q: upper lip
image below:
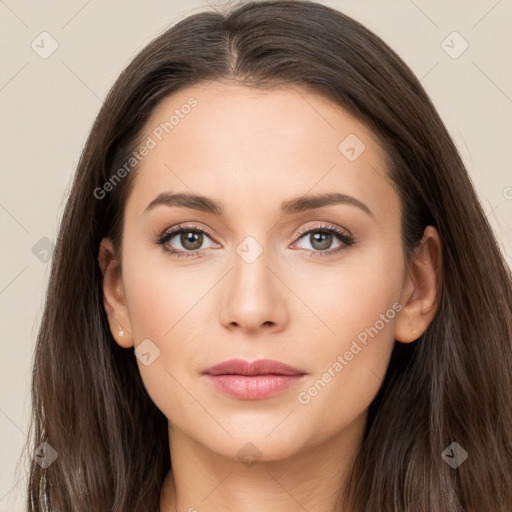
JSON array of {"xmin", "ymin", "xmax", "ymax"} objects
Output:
[{"xmin": 203, "ymin": 358, "xmax": 306, "ymax": 376}]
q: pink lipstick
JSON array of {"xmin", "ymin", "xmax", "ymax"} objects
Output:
[{"xmin": 202, "ymin": 358, "xmax": 306, "ymax": 400}]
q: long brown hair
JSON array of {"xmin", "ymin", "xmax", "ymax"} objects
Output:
[{"xmin": 23, "ymin": 1, "xmax": 512, "ymax": 510}]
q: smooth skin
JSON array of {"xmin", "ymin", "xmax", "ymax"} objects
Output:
[{"xmin": 98, "ymin": 81, "xmax": 442, "ymax": 512}]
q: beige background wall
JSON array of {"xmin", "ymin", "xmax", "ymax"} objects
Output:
[{"xmin": 1, "ymin": 1, "xmax": 511, "ymax": 510}]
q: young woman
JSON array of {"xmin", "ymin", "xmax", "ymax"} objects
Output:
[{"xmin": 24, "ymin": 1, "xmax": 512, "ymax": 510}]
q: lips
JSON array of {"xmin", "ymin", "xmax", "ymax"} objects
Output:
[
  {"xmin": 202, "ymin": 358, "xmax": 307, "ymax": 400},
  {"xmin": 203, "ymin": 358, "xmax": 306, "ymax": 376}
]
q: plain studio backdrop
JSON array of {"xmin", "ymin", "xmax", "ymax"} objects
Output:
[{"xmin": 0, "ymin": 1, "xmax": 511, "ymax": 510}]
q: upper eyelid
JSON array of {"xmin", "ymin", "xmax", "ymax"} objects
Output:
[
  {"xmin": 294, "ymin": 222, "xmax": 351, "ymax": 238},
  {"xmin": 161, "ymin": 223, "xmax": 216, "ymax": 240}
]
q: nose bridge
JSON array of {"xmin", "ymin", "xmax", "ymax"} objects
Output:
[{"xmin": 218, "ymin": 233, "xmax": 288, "ymax": 331}]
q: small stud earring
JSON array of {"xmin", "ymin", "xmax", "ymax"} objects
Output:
[{"xmin": 118, "ymin": 325, "xmax": 124, "ymax": 337}]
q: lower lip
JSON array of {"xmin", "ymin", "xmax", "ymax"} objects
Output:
[{"xmin": 204, "ymin": 374, "xmax": 305, "ymax": 400}]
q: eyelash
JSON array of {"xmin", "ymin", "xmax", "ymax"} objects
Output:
[{"xmin": 154, "ymin": 223, "xmax": 356, "ymax": 260}]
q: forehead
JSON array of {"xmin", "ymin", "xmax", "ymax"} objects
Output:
[{"xmin": 125, "ymin": 81, "xmax": 399, "ymax": 225}]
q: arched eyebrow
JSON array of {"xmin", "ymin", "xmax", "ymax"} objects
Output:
[
  {"xmin": 280, "ymin": 192, "xmax": 373, "ymax": 218},
  {"xmin": 144, "ymin": 191, "xmax": 374, "ymax": 219}
]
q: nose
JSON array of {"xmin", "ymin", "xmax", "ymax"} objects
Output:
[{"xmin": 218, "ymin": 247, "xmax": 289, "ymax": 334}]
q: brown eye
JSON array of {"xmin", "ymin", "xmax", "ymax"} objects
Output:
[
  {"xmin": 177, "ymin": 230, "xmax": 204, "ymax": 251},
  {"xmin": 156, "ymin": 224, "xmax": 218, "ymax": 259}
]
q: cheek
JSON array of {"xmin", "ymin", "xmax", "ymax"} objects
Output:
[
  {"xmin": 330, "ymin": 267, "xmax": 401, "ymax": 347},
  {"xmin": 291, "ymin": 250, "xmax": 403, "ymax": 437},
  {"xmin": 291, "ymin": 242, "xmax": 403, "ymax": 348},
  {"xmin": 121, "ymin": 251, "xmax": 209, "ymax": 423},
  {"xmin": 282, "ymin": 271, "xmax": 402, "ymax": 453},
  {"xmin": 122, "ymin": 246, "xmax": 212, "ymax": 341}
]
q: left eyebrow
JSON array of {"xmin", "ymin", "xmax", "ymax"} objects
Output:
[
  {"xmin": 143, "ymin": 191, "xmax": 374, "ymax": 219},
  {"xmin": 280, "ymin": 192, "xmax": 374, "ymax": 219}
]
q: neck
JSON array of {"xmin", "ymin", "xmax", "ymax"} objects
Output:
[{"xmin": 159, "ymin": 411, "xmax": 366, "ymax": 512}]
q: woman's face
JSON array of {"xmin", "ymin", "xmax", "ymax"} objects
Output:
[{"xmin": 105, "ymin": 81, "xmax": 418, "ymax": 462}]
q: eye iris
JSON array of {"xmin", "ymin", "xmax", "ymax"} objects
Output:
[
  {"xmin": 181, "ymin": 231, "xmax": 203, "ymax": 250},
  {"xmin": 311, "ymin": 232, "xmax": 332, "ymax": 250}
]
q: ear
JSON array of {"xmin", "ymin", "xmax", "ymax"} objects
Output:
[
  {"xmin": 98, "ymin": 237, "xmax": 133, "ymax": 348},
  {"xmin": 394, "ymin": 225, "xmax": 443, "ymax": 343}
]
